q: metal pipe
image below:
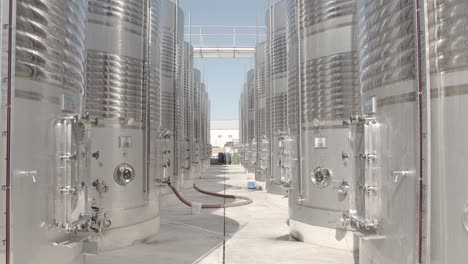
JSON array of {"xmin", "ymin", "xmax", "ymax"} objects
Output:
[
  {"xmin": 173, "ymin": 0, "xmax": 180, "ymax": 183},
  {"xmin": 419, "ymin": 1, "xmax": 432, "ymax": 262},
  {"xmin": 268, "ymin": 0, "xmax": 273, "ymax": 184},
  {"xmin": 414, "ymin": 0, "xmax": 425, "ymax": 263},
  {"xmin": 144, "ymin": 0, "xmax": 152, "ymax": 199},
  {"xmin": 169, "ymin": 184, "xmax": 253, "ymax": 208},
  {"xmin": 6, "ymin": 0, "xmax": 14, "ymax": 262},
  {"xmin": 295, "ymin": 0, "xmax": 303, "ymax": 200}
]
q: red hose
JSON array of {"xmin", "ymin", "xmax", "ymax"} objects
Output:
[{"xmin": 168, "ymin": 184, "xmax": 253, "ymax": 209}]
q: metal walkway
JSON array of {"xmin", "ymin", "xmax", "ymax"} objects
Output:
[{"xmin": 185, "ymin": 26, "xmax": 266, "ymax": 58}]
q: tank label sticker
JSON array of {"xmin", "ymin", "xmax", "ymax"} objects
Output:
[
  {"xmin": 119, "ymin": 136, "xmax": 133, "ymax": 149},
  {"xmin": 314, "ymin": 137, "xmax": 328, "ymax": 149}
]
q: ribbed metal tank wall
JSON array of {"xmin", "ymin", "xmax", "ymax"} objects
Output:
[
  {"xmin": 160, "ymin": 0, "xmax": 184, "ymax": 199},
  {"xmin": 255, "ymin": 43, "xmax": 267, "ymax": 182},
  {"xmin": 266, "ymin": 0, "xmax": 288, "ymax": 195},
  {"xmin": 426, "ymin": 1, "xmax": 468, "ymax": 262},
  {"xmin": 10, "ymin": 1, "xmax": 88, "ymax": 263},
  {"xmin": 200, "ymin": 83, "xmax": 207, "ymax": 167},
  {"xmin": 85, "ymin": 0, "xmax": 160, "ymax": 251},
  {"xmin": 173, "ymin": 7, "xmax": 185, "ymax": 187},
  {"xmin": 246, "ymin": 69, "xmax": 256, "ymax": 173},
  {"xmin": 239, "ymin": 90, "xmax": 246, "ymax": 166},
  {"xmin": 286, "ymin": 0, "xmax": 359, "ymax": 250},
  {"xmin": 192, "ymin": 68, "xmax": 202, "ymax": 173},
  {"xmin": 355, "ymin": 0, "xmax": 419, "ymax": 262},
  {"xmin": 200, "ymin": 84, "xmax": 211, "ymax": 169},
  {"xmin": 182, "ymin": 42, "xmax": 194, "ymax": 187},
  {"xmin": 240, "ymin": 79, "xmax": 250, "ymax": 167},
  {"xmin": 149, "ymin": 0, "xmax": 163, "ymax": 194}
]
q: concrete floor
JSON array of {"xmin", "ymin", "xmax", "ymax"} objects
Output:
[{"xmin": 87, "ymin": 165, "xmax": 356, "ymax": 264}]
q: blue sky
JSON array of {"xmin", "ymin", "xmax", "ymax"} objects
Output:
[{"xmin": 179, "ymin": 0, "xmax": 270, "ymax": 120}]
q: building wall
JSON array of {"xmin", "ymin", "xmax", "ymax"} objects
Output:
[{"xmin": 211, "ymin": 120, "xmax": 239, "ymax": 147}]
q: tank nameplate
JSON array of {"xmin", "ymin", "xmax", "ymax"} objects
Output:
[
  {"xmin": 314, "ymin": 137, "xmax": 328, "ymax": 149},
  {"xmin": 311, "ymin": 166, "xmax": 332, "ymax": 189},
  {"xmin": 119, "ymin": 136, "xmax": 133, "ymax": 149},
  {"xmin": 114, "ymin": 163, "xmax": 135, "ymax": 186}
]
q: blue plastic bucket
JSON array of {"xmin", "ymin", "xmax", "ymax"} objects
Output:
[{"xmin": 248, "ymin": 181, "xmax": 256, "ymax": 189}]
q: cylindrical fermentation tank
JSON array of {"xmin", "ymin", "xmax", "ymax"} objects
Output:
[
  {"xmin": 85, "ymin": 0, "xmax": 160, "ymax": 251},
  {"xmin": 192, "ymin": 68, "xmax": 203, "ymax": 174},
  {"xmin": 159, "ymin": 0, "xmax": 184, "ymax": 205},
  {"xmin": 7, "ymin": 0, "xmax": 89, "ymax": 263},
  {"xmin": 240, "ymin": 83, "xmax": 248, "ymax": 166},
  {"xmin": 425, "ymin": 1, "xmax": 468, "ymax": 262},
  {"xmin": 239, "ymin": 90, "xmax": 247, "ymax": 166},
  {"xmin": 255, "ymin": 43, "xmax": 267, "ymax": 182},
  {"xmin": 353, "ymin": 0, "xmax": 419, "ymax": 262},
  {"xmin": 200, "ymin": 83, "xmax": 207, "ymax": 168},
  {"xmin": 173, "ymin": 6, "xmax": 186, "ymax": 190},
  {"xmin": 266, "ymin": 0, "xmax": 288, "ymax": 195},
  {"xmin": 182, "ymin": 42, "xmax": 194, "ymax": 187},
  {"xmin": 246, "ymin": 69, "xmax": 256, "ymax": 173},
  {"xmin": 200, "ymin": 84, "xmax": 211, "ymax": 169},
  {"xmin": 356, "ymin": 1, "xmax": 468, "ymax": 263},
  {"xmin": 286, "ymin": 0, "xmax": 359, "ymax": 250}
]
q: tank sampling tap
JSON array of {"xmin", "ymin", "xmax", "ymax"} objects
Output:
[{"xmin": 392, "ymin": 170, "xmax": 415, "ymax": 183}]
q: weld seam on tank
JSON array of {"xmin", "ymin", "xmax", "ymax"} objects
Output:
[{"xmin": 169, "ymin": 184, "xmax": 253, "ymax": 209}]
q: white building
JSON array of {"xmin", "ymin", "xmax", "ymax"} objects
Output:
[{"xmin": 211, "ymin": 120, "xmax": 239, "ymax": 148}]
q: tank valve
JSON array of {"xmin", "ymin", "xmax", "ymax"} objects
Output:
[
  {"xmin": 92, "ymin": 151, "xmax": 100, "ymax": 160},
  {"xmin": 392, "ymin": 170, "xmax": 414, "ymax": 183},
  {"xmin": 342, "ymin": 152, "xmax": 350, "ymax": 160},
  {"xmin": 337, "ymin": 181, "xmax": 349, "ymax": 196},
  {"xmin": 90, "ymin": 207, "xmax": 112, "ymax": 234},
  {"xmin": 339, "ymin": 212, "xmax": 351, "ymax": 227},
  {"xmin": 163, "ymin": 158, "xmax": 171, "ymax": 168},
  {"xmin": 92, "ymin": 180, "xmax": 109, "ymax": 194},
  {"xmin": 359, "ymin": 152, "xmax": 377, "ymax": 161},
  {"xmin": 156, "ymin": 177, "xmax": 171, "ymax": 186},
  {"xmin": 364, "ymin": 185, "xmax": 378, "ymax": 193},
  {"xmin": 297, "ymin": 195, "xmax": 306, "ymax": 204}
]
